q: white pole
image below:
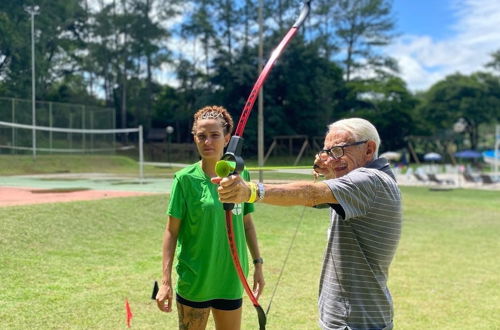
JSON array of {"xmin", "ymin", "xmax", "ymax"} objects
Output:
[
  {"xmin": 11, "ymin": 99, "xmax": 15, "ymax": 152},
  {"xmin": 257, "ymin": 0, "xmax": 264, "ymax": 182},
  {"xmin": 49, "ymin": 102, "xmax": 53, "ymax": 152},
  {"xmin": 90, "ymin": 111, "xmax": 94, "ymax": 150},
  {"xmin": 25, "ymin": 6, "xmax": 39, "ymax": 159},
  {"xmin": 139, "ymin": 125, "xmax": 144, "ymax": 181},
  {"xmin": 31, "ymin": 10, "xmax": 35, "ymax": 159},
  {"xmin": 495, "ymin": 125, "xmax": 499, "ymax": 181},
  {"xmin": 82, "ymin": 105, "xmax": 86, "ymax": 151}
]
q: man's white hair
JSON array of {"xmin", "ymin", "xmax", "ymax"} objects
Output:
[{"xmin": 328, "ymin": 118, "xmax": 380, "ymax": 158}]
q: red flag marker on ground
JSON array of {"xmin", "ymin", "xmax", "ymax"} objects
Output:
[{"xmin": 125, "ymin": 299, "xmax": 133, "ymax": 328}]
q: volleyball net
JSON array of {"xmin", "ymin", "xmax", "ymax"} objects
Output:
[{"xmin": 0, "ymin": 121, "xmax": 144, "ymax": 178}]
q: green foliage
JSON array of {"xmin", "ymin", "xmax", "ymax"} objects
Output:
[
  {"xmin": 417, "ymin": 72, "xmax": 500, "ymax": 149},
  {"xmin": 332, "ymin": 0, "xmax": 398, "ymax": 81},
  {"xmin": 1, "ymin": 0, "xmax": 499, "ymax": 159},
  {"xmin": 345, "ymin": 76, "xmax": 419, "ymax": 151},
  {"xmin": 211, "ymin": 34, "xmax": 347, "ymax": 154},
  {"xmin": 485, "ymin": 49, "xmax": 500, "ymax": 72}
]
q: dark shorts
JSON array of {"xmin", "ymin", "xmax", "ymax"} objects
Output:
[{"xmin": 176, "ymin": 293, "xmax": 242, "ymax": 311}]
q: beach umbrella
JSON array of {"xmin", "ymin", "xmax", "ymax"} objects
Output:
[
  {"xmin": 483, "ymin": 150, "xmax": 500, "ymax": 165},
  {"xmin": 454, "ymin": 150, "xmax": 482, "ymax": 159},
  {"xmin": 380, "ymin": 151, "xmax": 402, "ymax": 161},
  {"xmin": 423, "ymin": 152, "xmax": 442, "ymax": 161}
]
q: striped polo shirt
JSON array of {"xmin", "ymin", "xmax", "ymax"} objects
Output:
[{"xmin": 319, "ymin": 158, "xmax": 402, "ymax": 330}]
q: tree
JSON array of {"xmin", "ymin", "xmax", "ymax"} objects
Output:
[
  {"xmin": 211, "ymin": 33, "xmax": 346, "ymax": 155},
  {"xmin": 181, "ymin": 0, "xmax": 216, "ymax": 76},
  {"xmin": 311, "ymin": 0, "xmax": 340, "ymax": 59},
  {"xmin": 485, "ymin": 49, "xmax": 500, "ymax": 73},
  {"xmin": 342, "ymin": 76, "xmax": 418, "ymax": 151},
  {"xmin": 126, "ymin": 0, "xmax": 179, "ymax": 130},
  {"xmin": 331, "ymin": 0, "xmax": 398, "ymax": 81},
  {"xmin": 418, "ymin": 72, "xmax": 500, "ymax": 150},
  {"xmin": 0, "ymin": 0, "xmax": 87, "ymax": 99}
]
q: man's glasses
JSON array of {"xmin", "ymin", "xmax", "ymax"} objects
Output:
[{"xmin": 317, "ymin": 140, "xmax": 368, "ymax": 159}]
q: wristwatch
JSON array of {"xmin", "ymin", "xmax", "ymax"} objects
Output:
[
  {"xmin": 257, "ymin": 182, "xmax": 265, "ymax": 201},
  {"xmin": 253, "ymin": 257, "xmax": 264, "ymax": 265}
]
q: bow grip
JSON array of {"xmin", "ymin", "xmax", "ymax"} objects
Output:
[{"xmin": 220, "ymin": 136, "xmax": 245, "ymax": 211}]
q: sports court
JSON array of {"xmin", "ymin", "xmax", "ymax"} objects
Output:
[{"xmin": 0, "ymin": 173, "xmax": 172, "ymax": 207}]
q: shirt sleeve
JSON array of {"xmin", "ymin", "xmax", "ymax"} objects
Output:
[
  {"xmin": 167, "ymin": 174, "xmax": 186, "ymax": 220},
  {"xmin": 324, "ymin": 169, "xmax": 376, "ymax": 221}
]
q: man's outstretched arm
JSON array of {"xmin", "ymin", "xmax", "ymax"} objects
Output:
[{"xmin": 213, "ymin": 175, "xmax": 338, "ymax": 207}]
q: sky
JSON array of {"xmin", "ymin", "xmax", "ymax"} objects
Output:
[{"xmin": 388, "ymin": 0, "xmax": 500, "ymax": 92}]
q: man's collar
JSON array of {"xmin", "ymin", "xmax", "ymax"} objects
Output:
[{"xmin": 365, "ymin": 157, "xmax": 395, "ymax": 180}]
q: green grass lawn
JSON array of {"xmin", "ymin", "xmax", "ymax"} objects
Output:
[
  {"xmin": 0, "ymin": 155, "xmax": 315, "ymax": 180},
  {"xmin": 1, "ymin": 187, "xmax": 499, "ymax": 329},
  {"xmin": 0, "ymin": 155, "xmax": 180, "ymax": 177}
]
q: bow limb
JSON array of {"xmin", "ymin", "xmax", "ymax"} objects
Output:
[
  {"xmin": 220, "ymin": 2, "xmax": 312, "ymax": 329},
  {"xmin": 225, "ymin": 211, "xmax": 267, "ymax": 329}
]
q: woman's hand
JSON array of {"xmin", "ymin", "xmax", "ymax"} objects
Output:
[
  {"xmin": 156, "ymin": 280, "xmax": 173, "ymax": 312},
  {"xmin": 253, "ymin": 265, "xmax": 265, "ymax": 300}
]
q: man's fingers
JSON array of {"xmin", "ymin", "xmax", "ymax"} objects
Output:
[
  {"xmin": 219, "ymin": 174, "xmax": 240, "ymax": 187},
  {"xmin": 211, "ymin": 177, "xmax": 222, "ymax": 185},
  {"xmin": 218, "ymin": 189, "xmax": 239, "ymax": 202}
]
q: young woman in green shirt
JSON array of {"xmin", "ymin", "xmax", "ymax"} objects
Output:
[{"xmin": 155, "ymin": 106, "xmax": 265, "ymax": 330}]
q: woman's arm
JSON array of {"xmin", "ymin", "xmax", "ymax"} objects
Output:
[
  {"xmin": 156, "ymin": 216, "xmax": 181, "ymax": 312},
  {"xmin": 243, "ymin": 213, "xmax": 265, "ymax": 299}
]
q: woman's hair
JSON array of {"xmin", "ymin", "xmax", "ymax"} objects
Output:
[
  {"xmin": 328, "ymin": 118, "xmax": 380, "ymax": 157},
  {"xmin": 192, "ymin": 105, "xmax": 234, "ymax": 136}
]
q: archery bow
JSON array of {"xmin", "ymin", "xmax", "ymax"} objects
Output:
[{"xmin": 215, "ymin": 2, "xmax": 312, "ymax": 329}]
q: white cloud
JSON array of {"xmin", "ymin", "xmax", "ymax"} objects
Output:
[{"xmin": 388, "ymin": 0, "xmax": 500, "ymax": 92}]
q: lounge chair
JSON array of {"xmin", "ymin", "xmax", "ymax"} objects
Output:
[
  {"xmin": 463, "ymin": 172, "xmax": 481, "ymax": 183},
  {"xmin": 413, "ymin": 173, "xmax": 428, "ymax": 183},
  {"xmin": 427, "ymin": 173, "xmax": 455, "ymax": 185},
  {"xmin": 480, "ymin": 174, "xmax": 499, "ymax": 184}
]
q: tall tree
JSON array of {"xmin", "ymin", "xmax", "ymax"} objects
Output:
[
  {"xmin": 311, "ymin": 0, "xmax": 339, "ymax": 59},
  {"xmin": 213, "ymin": 0, "xmax": 238, "ymax": 62},
  {"xmin": 181, "ymin": 0, "xmax": 216, "ymax": 76},
  {"xmin": 126, "ymin": 0, "xmax": 178, "ymax": 130},
  {"xmin": 331, "ymin": 0, "xmax": 397, "ymax": 81},
  {"xmin": 240, "ymin": 0, "xmax": 258, "ymax": 50}
]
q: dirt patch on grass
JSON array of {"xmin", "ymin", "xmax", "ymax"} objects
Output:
[{"xmin": 0, "ymin": 187, "xmax": 155, "ymax": 207}]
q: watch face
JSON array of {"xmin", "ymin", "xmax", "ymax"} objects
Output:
[{"xmin": 253, "ymin": 258, "xmax": 264, "ymax": 264}]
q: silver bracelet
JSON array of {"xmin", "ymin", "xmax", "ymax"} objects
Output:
[{"xmin": 257, "ymin": 182, "xmax": 265, "ymax": 201}]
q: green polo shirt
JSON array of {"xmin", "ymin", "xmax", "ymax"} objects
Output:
[{"xmin": 167, "ymin": 162, "xmax": 254, "ymax": 301}]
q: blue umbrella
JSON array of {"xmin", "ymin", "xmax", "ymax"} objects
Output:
[
  {"xmin": 483, "ymin": 150, "xmax": 500, "ymax": 165},
  {"xmin": 424, "ymin": 152, "xmax": 442, "ymax": 161},
  {"xmin": 454, "ymin": 150, "xmax": 482, "ymax": 159}
]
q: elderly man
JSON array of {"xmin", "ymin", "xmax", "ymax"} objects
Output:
[{"xmin": 214, "ymin": 118, "xmax": 402, "ymax": 330}]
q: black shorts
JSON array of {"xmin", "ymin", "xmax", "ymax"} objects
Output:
[{"xmin": 176, "ymin": 293, "xmax": 242, "ymax": 311}]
